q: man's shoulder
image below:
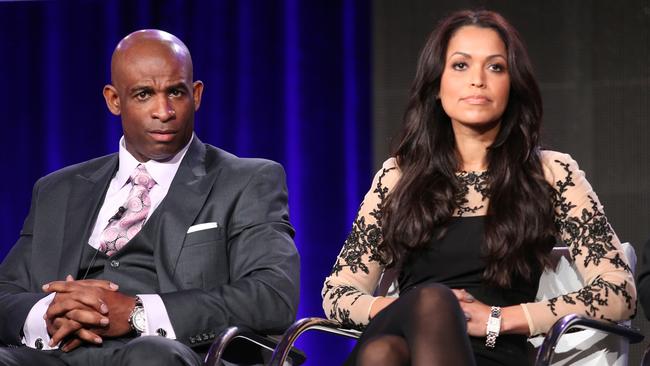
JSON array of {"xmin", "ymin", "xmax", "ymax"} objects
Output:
[
  {"xmin": 203, "ymin": 144, "xmax": 284, "ymax": 175},
  {"xmin": 37, "ymin": 154, "xmax": 117, "ymax": 186}
]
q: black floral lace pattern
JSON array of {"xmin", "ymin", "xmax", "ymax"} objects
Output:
[
  {"xmin": 324, "ymin": 154, "xmax": 635, "ymax": 333},
  {"xmin": 455, "ymin": 171, "xmax": 489, "ymax": 216},
  {"xmin": 546, "ymin": 159, "xmax": 634, "ymax": 317},
  {"xmin": 331, "ymin": 167, "xmax": 394, "ymax": 276},
  {"xmin": 324, "ymin": 167, "xmax": 395, "ymax": 328},
  {"xmin": 547, "ymin": 276, "xmax": 634, "ymax": 319},
  {"xmin": 323, "ymin": 283, "xmax": 366, "ymax": 330}
]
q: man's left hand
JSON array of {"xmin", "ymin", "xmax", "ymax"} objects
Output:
[{"xmin": 43, "ymin": 277, "xmax": 137, "ymax": 339}]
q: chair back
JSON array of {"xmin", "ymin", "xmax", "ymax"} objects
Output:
[{"xmin": 529, "ymin": 242, "xmax": 636, "ymax": 366}]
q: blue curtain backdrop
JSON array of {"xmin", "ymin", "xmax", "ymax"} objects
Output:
[{"xmin": 0, "ymin": 0, "xmax": 371, "ymax": 364}]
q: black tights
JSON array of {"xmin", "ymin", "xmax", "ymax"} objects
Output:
[{"xmin": 346, "ymin": 283, "xmax": 476, "ymax": 366}]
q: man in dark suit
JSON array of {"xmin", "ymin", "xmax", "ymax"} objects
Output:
[{"xmin": 0, "ymin": 29, "xmax": 299, "ymax": 365}]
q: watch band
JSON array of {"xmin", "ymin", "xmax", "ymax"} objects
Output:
[
  {"xmin": 485, "ymin": 306, "xmax": 501, "ymax": 349},
  {"xmin": 128, "ymin": 296, "xmax": 146, "ymax": 334}
]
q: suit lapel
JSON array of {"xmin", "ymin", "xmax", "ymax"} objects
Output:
[
  {"xmin": 57, "ymin": 157, "xmax": 117, "ymax": 279},
  {"xmin": 152, "ymin": 137, "xmax": 220, "ymax": 292}
]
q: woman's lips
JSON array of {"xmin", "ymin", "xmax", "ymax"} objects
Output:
[{"xmin": 461, "ymin": 95, "xmax": 491, "ymax": 105}]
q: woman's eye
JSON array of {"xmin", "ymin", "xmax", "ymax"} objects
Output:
[
  {"xmin": 488, "ymin": 63, "xmax": 505, "ymax": 72},
  {"xmin": 452, "ymin": 62, "xmax": 468, "ymax": 70}
]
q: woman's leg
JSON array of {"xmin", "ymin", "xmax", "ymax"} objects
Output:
[
  {"xmin": 349, "ymin": 283, "xmax": 476, "ymax": 366},
  {"xmin": 357, "ymin": 335, "xmax": 409, "ymax": 366}
]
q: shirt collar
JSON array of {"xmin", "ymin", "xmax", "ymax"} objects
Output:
[{"xmin": 116, "ymin": 134, "xmax": 194, "ymax": 189}]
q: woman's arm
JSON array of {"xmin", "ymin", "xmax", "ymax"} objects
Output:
[
  {"xmin": 322, "ymin": 159, "xmax": 400, "ymax": 330},
  {"xmin": 519, "ymin": 151, "xmax": 636, "ymax": 336}
]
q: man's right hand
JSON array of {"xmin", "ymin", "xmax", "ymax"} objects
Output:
[{"xmin": 43, "ymin": 276, "xmax": 118, "ymax": 351}]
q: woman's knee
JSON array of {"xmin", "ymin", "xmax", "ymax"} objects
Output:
[
  {"xmin": 401, "ymin": 283, "xmax": 466, "ymax": 321},
  {"xmin": 357, "ymin": 335, "xmax": 409, "ymax": 366}
]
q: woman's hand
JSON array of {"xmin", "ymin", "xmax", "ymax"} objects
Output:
[
  {"xmin": 451, "ymin": 289, "xmax": 491, "ymax": 337},
  {"xmin": 451, "ymin": 289, "xmax": 531, "ymax": 336}
]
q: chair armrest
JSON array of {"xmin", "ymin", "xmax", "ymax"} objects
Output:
[
  {"xmin": 643, "ymin": 342, "xmax": 650, "ymax": 366},
  {"xmin": 268, "ymin": 317, "xmax": 362, "ymax": 366},
  {"xmin": 205, "ymin": 326, "xmax": 246, "ymax": 366},
  {"xmin": 204, "ymin": 326, "xmax": 306, "ymax": 366},
  {"xmin": 534, "ymin": 314, "xmax": 644, "ymax": 366}
]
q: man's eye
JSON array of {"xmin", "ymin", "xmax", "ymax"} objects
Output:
[
  {"xmin": 452, "ymin": 62, "xmax": 468, "ymax": 70},
  {"xmin": 136, "ymin": 91, "xmax": 150, "ymax": 100},
  {"xmin": 169, "ymin": 90, "xmax": 183, "ymax": 97}
]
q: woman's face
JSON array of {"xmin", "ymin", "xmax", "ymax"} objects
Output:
[{"xmin": 439, "ymin": 25, "xmax": 510, "ymax": 131}]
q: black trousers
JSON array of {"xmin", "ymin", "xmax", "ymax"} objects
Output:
[{"xmin": 0, "ymin": 337, "xmax": 203, "ymax": 366}]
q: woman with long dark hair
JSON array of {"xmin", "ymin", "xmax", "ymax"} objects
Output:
[{"xmin": 322, "ymin": 9, "xmax": 636, "ymax": 366}]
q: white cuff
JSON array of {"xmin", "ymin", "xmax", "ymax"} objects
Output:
[
  {"xmin": 137, "ymin": 294, "xmax": 177, "ymax": 339},
  {"xmin": 22, "ymin": 293, "xmax": 56, "ymax": 350}
]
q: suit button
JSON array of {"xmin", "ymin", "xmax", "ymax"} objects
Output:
[
  {"xmin": 110, "ymin": 260, "xmax": 120, "ymax": 268},
  {"xmin": 156, "ymin": 328, "xmax": 167, "ymax": 337},
  {"xmin": 35, "ymin": 338, "xmax": 43, "ymax": 350}
]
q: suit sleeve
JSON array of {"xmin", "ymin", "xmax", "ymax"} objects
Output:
[
  {"xmin": 159, "ymin": 161, "xmax": 299, "ymax": 345},
  {"xmin": 0, "ymin": 181, "xmax": 50, "ymax": 345}
]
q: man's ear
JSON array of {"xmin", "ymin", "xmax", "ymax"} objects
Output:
[
  {"xmin": 192, "ymin": 80, "xmax": 204, "ymax": 111},
  {"xmin": 103, "ymin": 85, "xmax": 121, "ymax": 115}
]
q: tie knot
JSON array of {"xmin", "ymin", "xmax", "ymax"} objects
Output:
[{"xmin": 130, "ymin": 165, "xmax": 155, "ymax": 190}]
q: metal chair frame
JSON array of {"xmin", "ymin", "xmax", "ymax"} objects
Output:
[
  {"xmin": 204, "ymin": 326, "xmax": 306, "ymax": 366},
  {"xmin": 265, "ymin": 314, "xmax": 643, "ymax": 366},
  {"xmin": 203, "ymin": 244, "xmax": 644, "ymax": 365}
]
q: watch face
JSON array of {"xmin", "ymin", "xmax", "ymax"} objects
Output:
[
  {"xmin": 487, "ymin": 317, "xmax": 501, "ymax": 333},
  {"xmin": 133, "ymin": 307, "xmax": 147, "ymax": 332}
]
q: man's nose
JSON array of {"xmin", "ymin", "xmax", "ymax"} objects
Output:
[{"xmin": 151, "ymin": 96, "xmax": 176, "ymax": 121}]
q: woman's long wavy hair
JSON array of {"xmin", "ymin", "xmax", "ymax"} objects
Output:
[{"xmin": 381, "ymin": 10, "xmax": 557, "ymax": 288}]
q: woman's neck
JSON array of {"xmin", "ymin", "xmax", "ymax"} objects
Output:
[{"xmin": 452, "ymin": 120, "xmax": 500, "ymax": 171}]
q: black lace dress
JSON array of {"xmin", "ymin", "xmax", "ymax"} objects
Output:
[
  {"xmin": 323, "ymin": 153, "xmax": 635, "ymax": 365},
  {"xmin": 398, "ymin": 215, "xmax": 540, "ymax": 365}
]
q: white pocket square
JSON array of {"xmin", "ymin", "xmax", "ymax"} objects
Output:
[{"xmin": 187, "ymin": 222, "xmax": 218, "ymax": 233}]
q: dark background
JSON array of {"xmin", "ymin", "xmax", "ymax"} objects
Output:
[
  {"xmin": 0, "ymin": 0, "xmax": 648, "ymax": 365},
  {"xmin": 0, "ymin": 0, "xmax": 371, "ymax": 364},
  {"xmin": 373, "ymin": 1, "xmax": 650, "ymax": 364}
]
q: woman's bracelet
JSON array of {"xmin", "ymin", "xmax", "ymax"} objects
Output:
[{"xmin": 485, "ymin": 306, "xmax": 502, "ymax": 348}]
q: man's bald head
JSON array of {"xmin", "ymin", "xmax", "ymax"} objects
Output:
[
  {"xmin": 110, "ymin": 29, "xmax": 193, "ymax": 87},
  {"xmin": 103, "ymin": 29, "xmax": 204, "ymax": 162}
]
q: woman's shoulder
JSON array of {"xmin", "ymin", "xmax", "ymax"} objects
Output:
[
  {"xmin": 380, "ymin": 157, "xmax": 399, "ymax": 170},
  {"xmin": 373, "ymin": 157, "xmax": 402, "ymax": 184},
  {"xmin": 540, "ymin": 150, "xmax": 581, "ymax": 180},
  {"xmin": 361, "ymin": 158, "xmax": 402, "ymax": 201}
]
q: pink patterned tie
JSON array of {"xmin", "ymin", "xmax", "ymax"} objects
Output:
[{"xmin": 99, "ymin": 164, "xmax": 156, "ymax": 256}]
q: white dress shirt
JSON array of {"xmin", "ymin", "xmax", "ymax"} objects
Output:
[{"xmin": 22, "ymin": 135, "xmax": 194, "ymax": 349}]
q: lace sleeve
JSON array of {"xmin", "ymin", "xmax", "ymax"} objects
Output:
[
  {"xmin": 520, "ymin": 151, "xmax": 637, "ymax": 335},
  {"xmin": 321, "ymin": 158, "xmax": 400, "ymax": 330}
]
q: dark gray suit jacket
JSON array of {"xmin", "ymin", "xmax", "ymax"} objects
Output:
[{"xmin": 0, "ymin": 137, "xmax": 300, "ymax": 348}]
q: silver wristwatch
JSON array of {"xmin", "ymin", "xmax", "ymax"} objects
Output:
[
  {"xmin": 128, "ymin": 296, "xmax": 147, "ymax": 335},
  {"xmin": 485, "ymin": 306, "xmax": 501, "ymax": 349}
]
